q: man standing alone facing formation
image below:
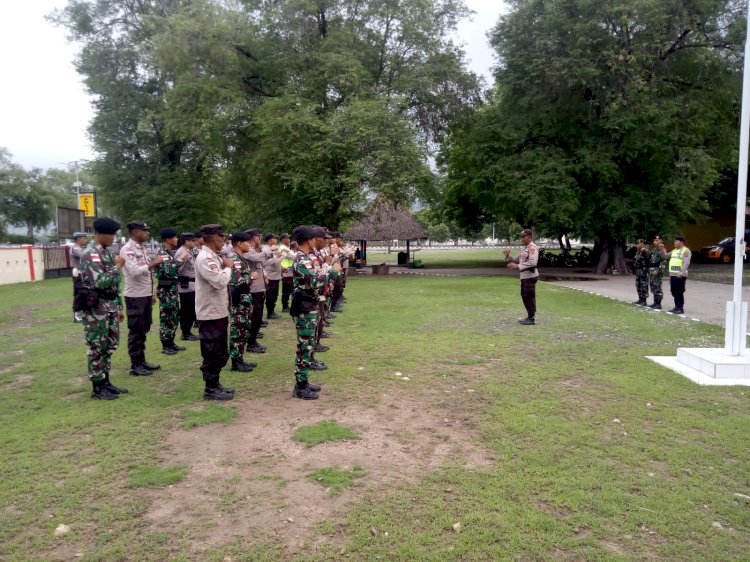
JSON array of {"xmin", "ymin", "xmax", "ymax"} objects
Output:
[
  {"xmin": 504, "ymin": 228, "xmax": 540, "ymax": 325},
  {"xmin": 120, "ymin": 221, "xmax": 164, "ymax": 376},
  {"xmin": 658, "ymin": 236, "xmax": 691, "ymax": 315},
  {"xmin": 195, "ymin": 224, "xmax": 235, "ymax": 400}
]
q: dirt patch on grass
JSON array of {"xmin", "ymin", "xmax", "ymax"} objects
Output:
[
  {"xmin": 0, "ymin": 374, "xmax": 33, "ymax": 392},
  {"xmin": 145, "ymin": 382, "xmax": 496, "ymax": 556}
]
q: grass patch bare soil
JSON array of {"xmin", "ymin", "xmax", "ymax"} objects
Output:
[{"xmin": 0, "ymin": 276, "xmax": 748, "ymax": 561}]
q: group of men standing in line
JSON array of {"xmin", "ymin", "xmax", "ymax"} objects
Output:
[
  {"xmin": 72, "ymin": 217, "xmax": 354, "ymax": 401},
  {"xmin": 633, "ymin": 235, "xmax": 692, "ymax": 314}
]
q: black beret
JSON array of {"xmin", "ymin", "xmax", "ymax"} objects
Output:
[
  {"xmin": 330, "ymin": 231, "xmax": 343, "ymax": 238},
  {"xmin": 193, "ymin": 230, "xmax": 204, "ymax": 239},
  {"xmin": 263, "ymin": 233, "xmax": 276, "ymax": 243},
  {"xmin": 245, "ymin": 228, "xmax": 262, "ymax": 238},
  {"xmin": 180, "ymin": 232, "xmax": 195, "ymax": 241},
  {"xmin": 93, "ymin": 217, "xmax": 121, "ymax": 234},
  {"xmin": 127, "ymin": 220, "xmax": 150, "ymax": 231},
  {"xmin": 72, "ymin": 232, "xmax": 88, "ymax": 239},
  {"xmin": 293, "ymin": 225, "xmax": 317, "ymax": 243},
  {"xmin": 160, "ymin": 227, "xmax": 178, "ymax": 240},
  {"xmin": 200, "ymin": 224, "xmax": 225, "ymax": 236},
  {"xmin": 280, "ymin": 233, "xmax": 291, "ymax": 239},
  {"xmin": 675, "ymin": 236, "xmax": 686, "ymax": 242},
  {"xmin": 230, "ymin": 232, "xmax": 251, "ymax": 243},
  {"xmin": 521, "ymin": 228, "xmax": 533, "ymax": 237},
  {"xmin": 313, "ymin": 226, "xmax": 332, "ymax": 239}
]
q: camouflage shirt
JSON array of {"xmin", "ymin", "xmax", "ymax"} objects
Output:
[
  {"xmin": 634, "ymin": 248, "xmax": 649, "ymax": 270},
  {"xmin": 80, "ymin": 241, "xmax": 122, "ymax": 311},
  {"xmin": 229, "ymin": 251, "xmax": 252, "ymax": 288},
  {"xmin": 293, "ymin": 249, "xmax": 338, "ymax": 297},
  {"xmin": 154, "ymin": 245, "xmax": 180, "ymax": 281}
]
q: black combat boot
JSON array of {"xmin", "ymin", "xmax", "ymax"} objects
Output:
[
  {"xmin": 518, "ymin": 317, "xmax": 536, "ymax": 325},
  {"xmin": 141, "ymin": 357, "xmax": 161, "ymax": 370},
  {"xmin": 231, "ymin": 358, "xmax": 254, "ymax": 372},
  {"xmin": 240, "ymin": 356, "xmax": 257, "ymax": 369},
  {"xmin": 204, "ymin": 386, "xmax": 234, "ymax": 401},
  {"xmin": 320, "ymin": 331, "xmax": 330, "ymax": 339},
  {"xmin": 91, "ymin": 379, "xmax": 119, "ymax": 400},
  {"xmin": 162, "ymin": 345, "xmax": 178, "ymax": 355},
  {"xmin": 256, "ymin": 332, "xmax": 264, "ymax": 339},
  {"xmin": 648, "ymin": 300, "xmax": 662, "ymax": 310},
  {"xmin": 668, "ymin": 307, "xmax": 684, "ymax": 314},
  {"xmin": 104, "ymin": 375, "xmax": 128, "ymax": 394},
  {"xmin": 282, "ymin": 306, "xmax": 290, "ymax": 313},
  {"xmin": 314, "ymin": 343, "xmax": 329, "ymax": 353},
  {"xmin": 293, "ymin": 381, "xmax": 319, "ymax": 400},
  {"xmin": 267, "ymin": 312, "xmax": 280, "ymax": 320},
  {"xmin": 260, "ymin": 320, "xmax": 268, "ymax": 328},
  {"xmin": 332, "ymin": 304, "xmax": 343, "ymax": 313},
  {"xmin": 218, "ymin": 383, "xmax": 235, "ymax": 394},
  {"xmin": 248, "ymin": 343, "xmax": 267, "ymax": 353},
  {"xmin": 328, "ymin": 313, "xmax": 337, "ymax": 319},
  {"xmin": 310, "ymin": 360, "xmax": 328, "ymax": 371},
  {"xmin": 170, "ymin": 342, "xmax": 186, "ymax": 351},
  {"xmin": 307, "ymin": 382, "xmax": 321, "ymax": 392},
  {"xmin": 632, "ymin": 299, "xmax": 647, "ymax": 306},
  {"xmin": 181, "ymin": 333, "xmax": 200, "ymax": 341},
  {"xmin": 130, "ymin": 363, "xmax": 152, "ymax": 376}
]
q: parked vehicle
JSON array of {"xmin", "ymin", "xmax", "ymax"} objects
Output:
[{"xmin": 699, "ymin": 237, "xmax": 746, "ymax": 263}]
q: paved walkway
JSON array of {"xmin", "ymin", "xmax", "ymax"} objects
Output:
[{"xmin": 552, "ymin": 276, "xmax": 750, "ymax": 327}]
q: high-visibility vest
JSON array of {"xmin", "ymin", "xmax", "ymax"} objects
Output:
[{"xmin": 669, "ymin": 247, "xmax": 688, "ymax": 274}]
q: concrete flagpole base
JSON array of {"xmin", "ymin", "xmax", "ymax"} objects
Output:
[{"xmin": 648, "ymin": 348, "xmax": 750, "ymax": 387}]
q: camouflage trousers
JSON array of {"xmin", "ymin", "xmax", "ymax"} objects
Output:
[
  {"xmin": 649, "ymin": 268, "xmax": 663, "ymax": 301},
  {"xmin": 157, "ymin": 285, "xmax": 180, "ymax": 345},
  {"xmin": 294, "ymin": 312, "xmax": 319, "ymax": 384},
  {"xmin": 636, "ymin": 270, "xmax": 649, "ymax": 300},
  {"xmin": 83, "ymin": 307, "xmax": 120, "ymax": 382},
  {"xmin": 229, "ymin": 302, "xmax": 251, "ymax": 359}
]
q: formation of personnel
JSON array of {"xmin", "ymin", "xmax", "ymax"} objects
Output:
[
  {"xmin": 632, "ymin": 235, "xmax": 691, "ymax": 314},
  {"xmin": 74, "ymin": 218, "xmax": 355, "ymax": 401}
]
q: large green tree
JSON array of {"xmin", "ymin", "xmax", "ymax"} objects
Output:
[
  {"xmin": 0, "ymin": 149, "xmax": 61, "ymax": 240},
  {"xmin": 441, "ymin": 0, "xmax": 744, "ymax": 272},
  {"xmin": 54, "ymin": 0, "xmax": 480, "ymax": 231}
]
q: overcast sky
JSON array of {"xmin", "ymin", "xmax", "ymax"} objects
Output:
[{"xmin": 0, "ymin": 0, "xmax": 507, "ymax": 170}]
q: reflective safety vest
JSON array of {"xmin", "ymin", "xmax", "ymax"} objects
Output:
[{"xmin": 669, "ymin": 247, "xmax": 689, "ymax": 274}]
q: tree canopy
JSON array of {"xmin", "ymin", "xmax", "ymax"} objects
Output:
[
  {"xmin": 440, "ymin": 0, "xmax": 745, "ymax": 270},
  {"xmin": 53, "ymin": 0, "xmax": 481, "ymax": 231}
]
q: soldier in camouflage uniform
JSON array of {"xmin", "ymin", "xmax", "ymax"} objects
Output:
[
  {"xmin": 648, "ymin": 235, "xmax": 664, "ymax": 309},
  {"xmin": 632, "ymin": 239, "xmax": 650, "ymax": 306},
  {"xmin": 154, "ymin": 228, "xmax": 186, "ymax": 355},
  {"xmin": 228, "ymin": 232, "xmax": 256, "ymax": 372},
  {"xmin": 77, "ymin": 217, "xmax": 128, "ymax": 400},
  {"xmin": 290, "ymin": 226, "xmax": 341, "ymax": 400}
]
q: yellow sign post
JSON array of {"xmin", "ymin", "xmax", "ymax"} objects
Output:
[{"xmin": 78, "ymin": 193, "xmax": 96, "ymax": 218}]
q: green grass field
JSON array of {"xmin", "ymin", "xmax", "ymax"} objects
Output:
[{"xmin": 0, "ymin": 276, "xmax": 748, "ymax": 561}]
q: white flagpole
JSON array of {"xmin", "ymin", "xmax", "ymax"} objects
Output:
[{"xmin": 725, "ymin": 0, "xmax": 750, "ymax": 355}]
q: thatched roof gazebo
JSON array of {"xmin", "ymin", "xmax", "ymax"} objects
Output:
[{"xmin": 345, "ymin": 201, "xmax": 426, "ymax": 269}]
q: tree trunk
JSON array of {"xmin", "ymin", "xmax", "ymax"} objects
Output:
[
  {"xmin": 557, "ymin": 235, "xmax": 565, "ymax": 251},
  {"xmin": 387, "ymin": 241, "xmax": 391, "ymax": 254},
  {"xmin": 26, "ymin": 219, "xmax": 34, "ymax": 240},
  {"xmin": 595, "ymin": 238, "xmax": 630, "ymax": 274},
  {"xmin": 564, "ymin": 234, "xmax": 572, "ymax": 250}
]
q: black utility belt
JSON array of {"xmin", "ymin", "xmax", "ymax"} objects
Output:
[
  {"xmin": 157, "ymin": 279, "xmax": 178, "ymax": 288},
  {"xmin": 521, "ymin": 267, "xmax": 537, "ymax": 274},
  {"xmin": 96, "ymin": 289, "xmax": 119, "ymax": 301}
]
